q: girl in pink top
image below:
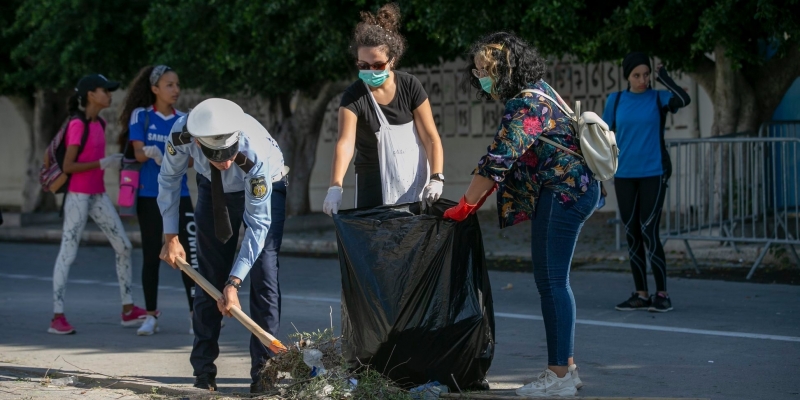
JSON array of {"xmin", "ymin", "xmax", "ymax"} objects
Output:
[{"xmin": 49, "ymin": 74, "xmax": 147, "ymax": 335}]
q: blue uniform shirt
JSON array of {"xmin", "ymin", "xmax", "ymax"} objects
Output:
[
  {"xmin": 158, "ymin": 113, "xmax": 285, "ymax": 280},
  {"xmin": 128, "ymin": 106, "xmax": 190, "ymax": 197},
  {"xmin": 602, "ymin": 89, "xmax": 673, "ymax": 178}
]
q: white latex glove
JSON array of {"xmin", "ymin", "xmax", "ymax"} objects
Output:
[
  {"xmin": 323, "ymin": 186, "xmax": 343, "ymax": 216},
  {"xmin": 421, "ymin": 180, "xmax": 443, "ymax": 210},
  {"xmin": 142, "ymin": 145, "xmax": 163, "ymax": 165},
  {"xmin": 99, "ymin": 153, "xmax": 123, "ymax": 170}
]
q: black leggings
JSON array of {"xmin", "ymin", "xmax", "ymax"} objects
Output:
[
  {"xmin": 614, "ymin": 176, "xmax": 668, "ymax": 293},
  {"xmin": 137, "ymin": 196, "xmax": 196, "ymax": 312}
]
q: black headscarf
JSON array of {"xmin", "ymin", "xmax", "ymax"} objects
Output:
[{"xmin": 622, "ymin": 52, "xmax": 651, "ymax": 79}]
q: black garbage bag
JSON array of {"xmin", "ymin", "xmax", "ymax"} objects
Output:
[{"xmin": 333, "ymin": 199, "xmax": 495, "ymax": 390}]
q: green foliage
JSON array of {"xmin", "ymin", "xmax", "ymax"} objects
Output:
[
  {"xmin": 144, "ymin": 0, "xmax": 369, "ymax": 97},
  {"xmin": 2, "ymin": 0, "xmax": 150, "ymax": 93},
  {"xmin": 0, "ymin": 0, "xmax": 27, "ymax": 96},
  {"xmin": 260, "ymin": 327, "xmax": 413, "ymax": 400},
  {"xmin": 3, "ymin": 0, "xmax": 797, "ymax": 98},
  {"xmin": 404, "ymin": 0, "xmax": 800, "ymax": 71}
]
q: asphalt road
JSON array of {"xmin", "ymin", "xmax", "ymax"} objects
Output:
[{"xmin": 0, "ymin": 242, "xmax": 798, "ymax": 399}]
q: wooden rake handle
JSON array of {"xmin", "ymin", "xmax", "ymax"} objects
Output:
[{"xmin": 175, "ymin": 256, "xmax": 287, "ymax": 354}]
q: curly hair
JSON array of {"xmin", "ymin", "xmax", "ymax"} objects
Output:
[
  {"xmin": 465, "ymin": 32, "xmax": 547, "ymax": 102},
  {"xmin": 351, "ymin": 3, "xmax": 406, "ymax": 66},
  {"xmin": 117, "ymin": 66, "xmax": 157, "ymax": 151}
]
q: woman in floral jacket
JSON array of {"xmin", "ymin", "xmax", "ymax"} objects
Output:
[{"xmin": 444, "ymin": 32, "xmax": 600, "ymax": 397}]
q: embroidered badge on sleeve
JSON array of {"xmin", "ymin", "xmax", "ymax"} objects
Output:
[{"xmin": 250, "ymin": 176, "xmax": 267, "ymax": 199}]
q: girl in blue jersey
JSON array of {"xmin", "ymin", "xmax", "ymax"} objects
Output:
[
  {"xmin": 119, "ymin": 65, "xmax": 196, "ymax": 335},
  {"xmin": 602, "ymin": 52, "xmax": 691, "ymax": 313}
]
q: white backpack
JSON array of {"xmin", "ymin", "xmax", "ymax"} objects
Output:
[{"xmin": 520, "ymin": 89, "xmax": 618, "ymax": 181}]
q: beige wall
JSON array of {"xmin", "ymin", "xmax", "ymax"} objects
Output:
[
  {"xmin": 0, "ymin": 97, "xmax": 30, "ymax": 207},
  {"xmin": 0, "ymin": 57, "xmax": 711, "ymax": 211},
  {"xmin": 308, "ymin": 58, "xmax": 707, "ymax": 212}
]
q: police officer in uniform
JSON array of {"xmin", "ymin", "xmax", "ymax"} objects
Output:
[{"xmin": 158, "ymin": 98, "xmax": 287, "ymax": 393}]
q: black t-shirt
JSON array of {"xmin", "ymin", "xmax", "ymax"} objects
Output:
[{"xmin": 340, "ymin": 71, "xmax": 428, "ymax": 173}]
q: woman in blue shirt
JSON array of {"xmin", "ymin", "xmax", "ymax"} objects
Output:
[
  {"xmin": 118, "ymin": 65, "xmax": 196, "ymax": 335},
  {"xmin": 602, "ymin": 52, "xmax": 691, "ymax": 313}
]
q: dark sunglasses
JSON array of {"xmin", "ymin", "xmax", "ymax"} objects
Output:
[{"xmin": 356, "ymin": 58, "xmax": 392, "ymax": 70}]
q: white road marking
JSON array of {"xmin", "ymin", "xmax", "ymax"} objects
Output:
[
  {"xmin": 4, "ymin": 273, "xmax": 798, "ymax": 342},
  {"xmin": 493, "ymin": 312, "xmax": 800, "ymax": 342}
]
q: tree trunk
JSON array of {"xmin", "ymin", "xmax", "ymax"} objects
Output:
[
  {"xmin": 687, "ymin": 42, "xmax": 800, "ymax": 226},
  {"xmin": 751, "ymin": 45, "xmax": 800, "ymax": 126},
  {"xmin": 13, "ymin": 89, "xmax": 70, "ymax": 213},
  {"xmin": 690, "ymin": 43, "xmax": 800, "ymax": 138},
  {"xmin": 271, "ymin": 81, "xmax": 348, "ymax": 216}
]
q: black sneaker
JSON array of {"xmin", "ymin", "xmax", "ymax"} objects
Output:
[
  {"xmin": 250, "ymin": 381, "xmax": 265, "ymax": 394},
  {"xmin": 194, "ymin": 373, "xmax": 217, "ymax": 391},
  {"xmin": 648, "ymin": 293, "xmax": 673, "ymax": 313},
  {"xmin": 615, "ymin": 293, "xmax": 651, "ymax": 311}
]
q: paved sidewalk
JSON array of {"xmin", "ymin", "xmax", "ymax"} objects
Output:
[{"xmin": 0, "ymin": 209, "xmax": 786, "ymax": 268}]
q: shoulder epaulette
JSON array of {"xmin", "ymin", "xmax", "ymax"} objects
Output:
[
  {"xmin": 171, "ymin": 123, "xmax": 193, "ymax": 146},
  {"xmin": 234, "ymin": 153, "xmax": 255, "ymax": 174}
]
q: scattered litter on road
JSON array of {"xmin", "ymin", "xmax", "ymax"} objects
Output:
[
  {"xmin": 410, "ymin": 381, "xmax": 449, "ymax": 399},
  {"xmin": 303, "ymin": 348, "xmax": 327, "ymax": 377},
  {"xmin": 49, "ymin": 375, "xmax": 77, "ymax": 386},
  {"xmin": 501, "ymin": 283, "xmax": 513, "ymax": 290},
  {"xmin": 260, "ymin": 328, "xmax": 414, "ymax": 399}
]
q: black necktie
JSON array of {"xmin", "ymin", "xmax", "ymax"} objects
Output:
[{"xmin": 210, "ymin": 167, "xmax": 233, "ymax": 243}]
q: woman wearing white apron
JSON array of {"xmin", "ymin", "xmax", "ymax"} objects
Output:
[{"xmin": 323, "ymin": 3, "xmax": 444, "ymax": 215}]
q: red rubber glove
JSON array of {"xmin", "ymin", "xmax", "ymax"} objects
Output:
[{"xmin": 443, "ymin": 196, "xmax": 479, "ymax": 221}]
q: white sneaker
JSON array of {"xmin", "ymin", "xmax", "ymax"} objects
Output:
[
  {"xmin": 136, "ymin": 315, "xmax": 159, "ymax": 336},
  {"xmin": 515, "ymin": 369, "xmax": 577, "ymax": 397},
  {"xmin": 569, "ymin": 364, "xmax": 582, "ymax": 389}
]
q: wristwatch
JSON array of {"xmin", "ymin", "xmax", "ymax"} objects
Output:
[
  {"xmin": 430, "ymin": 173, "xmax": 445, "ymax": 182},
  {"xmin": 225, "ymin": 278, "xmax": 241, "ymax": 291}
]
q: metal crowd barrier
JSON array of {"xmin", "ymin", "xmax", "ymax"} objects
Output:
[
  {"xmin": 661, "ymin": 136, "xmax": 800, "ymax": 278},
  {"xmin": 759, "ymin": 120, "xmax": 800, "ymax": 138}
]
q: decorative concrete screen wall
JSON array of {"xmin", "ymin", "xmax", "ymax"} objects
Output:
[{"xmin": 308, "ymin": 58, "xmax": 699, "ymax": 212}]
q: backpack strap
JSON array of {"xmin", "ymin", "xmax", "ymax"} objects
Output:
[
  {"xmin": 59, "ymin": 116, "xmax": 85, "ymax": 218},
  {"xmin": 656, "ymin": 91, "xmax": 667, "ymax": 127},
  {"xmin": 537, "ymin": 136, "xmax": 583, "ymax": 159},
  {"xmin": 122, "ymin": 111, "xmax": 149, "ymax": 160},
  {"xmin": 519, "ymin": 89, "xmax": 576, "ymax": 120},
  {"xmin": 517, "ymin": 89, "xmax": 584, "ymax": 159},
  {"xmin": 75, "ymin": 115, "xmax": 92, "ymax": 156},
  {"xmin": 610, "ymin": 91, "xmax": 623, "ymax": 131}
]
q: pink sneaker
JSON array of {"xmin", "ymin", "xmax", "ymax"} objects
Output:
[
  {"xmin": 48, "ymin": 316, "xmax": 76, "ymax": 335},
  {"xmin": 121, "ymin": 306, "xmax": 159, "ymax": 327}
]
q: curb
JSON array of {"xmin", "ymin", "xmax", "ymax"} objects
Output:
[
  {"xmin": 0, "ymin": 365, "xmax": 710, "ymax": 400},
  {"xmin": 0, "ymin": 226, "xmax": 340, "ymax": 253},
  {"xmin": 0, "ymin": 226, "xmax": 779, "ymax": 267},
  {"xmin": 0, "ymin": 226, "xmax": 613, "ymax": 263},
  {"xmin": 0, "ymin": 364, "xmax": 225, "ymax": 398}
]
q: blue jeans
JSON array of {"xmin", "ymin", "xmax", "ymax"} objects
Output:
[{"xmin": 531, "ymin": 181, "xmax": 599, "ymax": 366}]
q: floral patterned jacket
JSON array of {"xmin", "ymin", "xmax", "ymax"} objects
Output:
[{"xmin": 474, "ymin": 80, "xmax": 594, "ymax": 228}]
